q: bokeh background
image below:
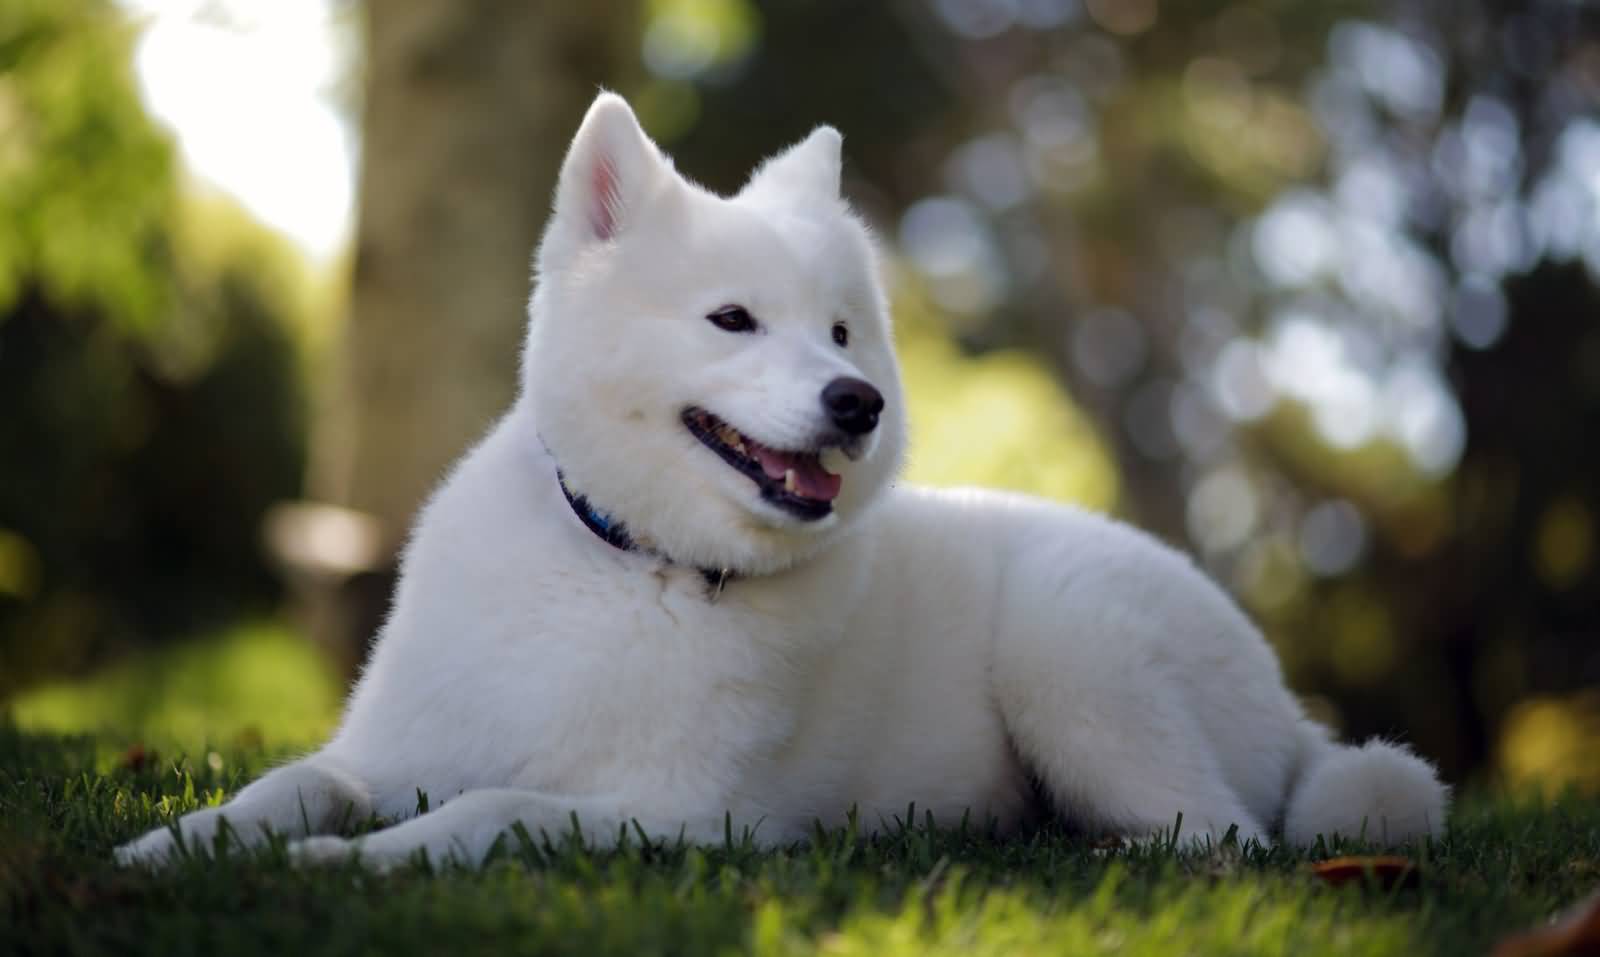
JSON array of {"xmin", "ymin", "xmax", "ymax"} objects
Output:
[{"xmin": 2, "ymin": 0, "xmax": 1597, "ymax": 793}]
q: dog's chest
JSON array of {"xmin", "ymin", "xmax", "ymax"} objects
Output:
[{"xmin": 515, "ymin": 565, "xmax": 837, "ymax": 790}]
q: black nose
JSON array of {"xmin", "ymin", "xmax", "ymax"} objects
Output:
[{"xmin": 821, "ymin": 377, "xmax": 884, "ymax": 435}]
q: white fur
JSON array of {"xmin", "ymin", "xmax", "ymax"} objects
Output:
[{"xmin": 116, "ymin": 93, "xmax": 1448, "ymax": 870}]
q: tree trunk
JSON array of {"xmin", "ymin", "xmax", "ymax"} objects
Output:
[{"xmin": 299, "ymin": 1, "xmax": 639, "ymax": 675}]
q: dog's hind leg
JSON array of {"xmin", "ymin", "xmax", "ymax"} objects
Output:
[
  {"xmin": 287, "ymin": 788, "xmax": 729, "ymax": 870},
  {"xmin": 988, "ymin": 569, "xmax": 1274, "ymax": 848},
  {"xmin": 115, "ymin": 754, "xmax": 373, "ymax": 867},
  {"xmin": 996, "ymin": 664, "xmax": 1269, "ymax": 848}
]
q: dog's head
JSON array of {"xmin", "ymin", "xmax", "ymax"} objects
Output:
[{"xmin": 522, "ymin": 93, "xmax": 906, "ymax": 576}]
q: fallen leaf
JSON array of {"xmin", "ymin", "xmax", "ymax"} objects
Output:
[
  {"xmin": 1310, "ymin": 855, "xmax": 1419, "ymax": 889},
  {"xmin": 1491, "ymin": 890, "xmax": 1600, "ymax": 957},
  {"xmin": 114, "ymin": 744, "xmax": 153, "ymax": 773}
]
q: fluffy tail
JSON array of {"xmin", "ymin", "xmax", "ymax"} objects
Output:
[{"xmin": 1282, "ymin": 722, "xmax": 1450, "ymax": 847}]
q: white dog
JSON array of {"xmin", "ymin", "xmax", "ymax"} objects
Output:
[{"xmin": 117, "ymin": 93, "xmax": 1447, "ymax": 870}]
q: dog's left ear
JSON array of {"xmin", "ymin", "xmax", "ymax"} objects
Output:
[
  {"xmin": 548, "ymin": 93, "xmax": 671, "ymax": 250},
  {"xmin": 741, "ymin": 126, "xmax": 843, "ymax": 204}
]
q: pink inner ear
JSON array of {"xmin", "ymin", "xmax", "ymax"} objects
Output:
[{"xmin": 590, "ymin": 153, "xmax": 621, "ymax": 240}]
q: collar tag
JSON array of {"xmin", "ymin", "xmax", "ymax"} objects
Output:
[{"xmin": 705, "ymin": 568, "xmax": 731, "ymax": 602}]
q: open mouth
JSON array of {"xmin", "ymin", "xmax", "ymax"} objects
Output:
[{"xmin": 682, "ymin": 408, "xmax": 841, "ymax": 521}]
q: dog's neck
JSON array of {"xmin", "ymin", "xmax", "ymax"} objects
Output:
[{"xmin": 554, "ymin": 468, "xmax": 735, "ymax": 601}]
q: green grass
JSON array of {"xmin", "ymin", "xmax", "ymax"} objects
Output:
[
  {"xmin": 2, "ymin": 629, "xmax": 1598, "ymax": 955},
  {"xmin": 2, "ymin": 727, "xmax": 1597, "ymax": 956}
]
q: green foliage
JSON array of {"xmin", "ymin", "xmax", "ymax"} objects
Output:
[
  {"xmin": 0, "ymin": 0, "xmax": 313, "ymax": 695},
  {"xmin": 900, "ymin": 325, "xmax": 1119, "ymax": 511},
  {"xmin": 7, "ymin": 623, "xmax": 342, "ymax": 753},
  {"xmin": 0, "ymin": 0, "xmax": 175, "ymax": 331},
  {"xmin": 1, "ymin": 724, "xmax": 1597, "ymax": 956},
  {"xmin": 0, "ymin": 264, "xmax": 307, "ymax": 694}
]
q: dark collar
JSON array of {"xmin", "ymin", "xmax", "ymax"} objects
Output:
[{"xmin": 556, "ymin": 469, "xmax": 734, "ymax": 599}]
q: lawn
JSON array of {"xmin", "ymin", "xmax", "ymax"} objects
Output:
[{"xmin": 3, "ymin": 627, "xmax": 1598, "ymax": 956}]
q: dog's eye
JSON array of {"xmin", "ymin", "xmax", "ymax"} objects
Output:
[
  {"xmin": 832, "ymin": 322, "xmax": 849, "ymax": 348},
  {"xmin": 707, "ymin": 306, "xmax": 758, "ymax": 333}
]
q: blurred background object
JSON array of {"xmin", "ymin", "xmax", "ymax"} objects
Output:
[{"xmin": 1, "ymin": 0, "xmax": 1597, "ymax": 791}]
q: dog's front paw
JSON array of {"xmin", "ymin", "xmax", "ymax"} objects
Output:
[
  {"xmin": 286, "ymin": 835, "xmax": 357, "ymax": 868},
  {"xmin": 113, "ymin": 807, "xmax": 246, "ymax": 867},
  {"xmin": 114, "ymin": 828, "xmax": 186, "ymax": 869}
]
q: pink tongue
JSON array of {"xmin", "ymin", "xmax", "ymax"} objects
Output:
[{"xmin": 751, "ymin": 446, "xmax": 842, "ymax": 502}]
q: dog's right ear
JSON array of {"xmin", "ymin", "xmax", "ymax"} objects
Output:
[
  {"xmin": 549, "ymin": 93, "xmax": 668, "ymax": 249},
  {"xmin": 740, "ymin": 126, "xmax": 842, "ymax": 208}
]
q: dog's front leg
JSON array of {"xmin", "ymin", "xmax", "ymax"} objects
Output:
[
  {"xmin": 287, "ymin": 788, "xmax": 728, "ymax": 870},
  {"xmin": 115, "ymin": 755, "xmax": 373, "ymax": 867}
]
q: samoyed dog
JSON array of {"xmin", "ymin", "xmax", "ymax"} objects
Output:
[{"xmin": 117, "ymin": 93, "xmax": 1446, "ymax": 869}]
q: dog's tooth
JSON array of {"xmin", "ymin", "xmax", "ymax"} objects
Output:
[
  {"xmin": 783, "ymin": 469, "xmax": 797, "ymax": 493},
  {"xmin": 733, "ymin": 439, "xmax": 746, "ymax": 454}
]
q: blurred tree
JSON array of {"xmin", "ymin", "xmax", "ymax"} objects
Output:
[
  {"xmin": 871, "ymin": 0, "xmax": 1600, "ymax": 783},
  {"xmin": 1213, "ymin": 0, "xmax": 1600, "ymax": 782},
  {"xmin": 0, "ymin": 0, "xmax": 309, "ymax": 696},
  {"xmin": 651, "ymin": 0, "xmax": 955, "ymax": 205},
  {"xmin": 302, "ymin": 1, "xmax": 642, "ymax": 672}
]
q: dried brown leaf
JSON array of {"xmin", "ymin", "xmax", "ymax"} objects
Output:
[
  {"xmin": 1491, "ymin": 891, "xmax": 1600, "ymax": 957},
  {"xmin": 114, "ymin": 744, "xmax": 153, "ymax": 773},
  {"xmin": 1310, "ymin": 855, "xmax": 1420, "ymax": 889}
]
